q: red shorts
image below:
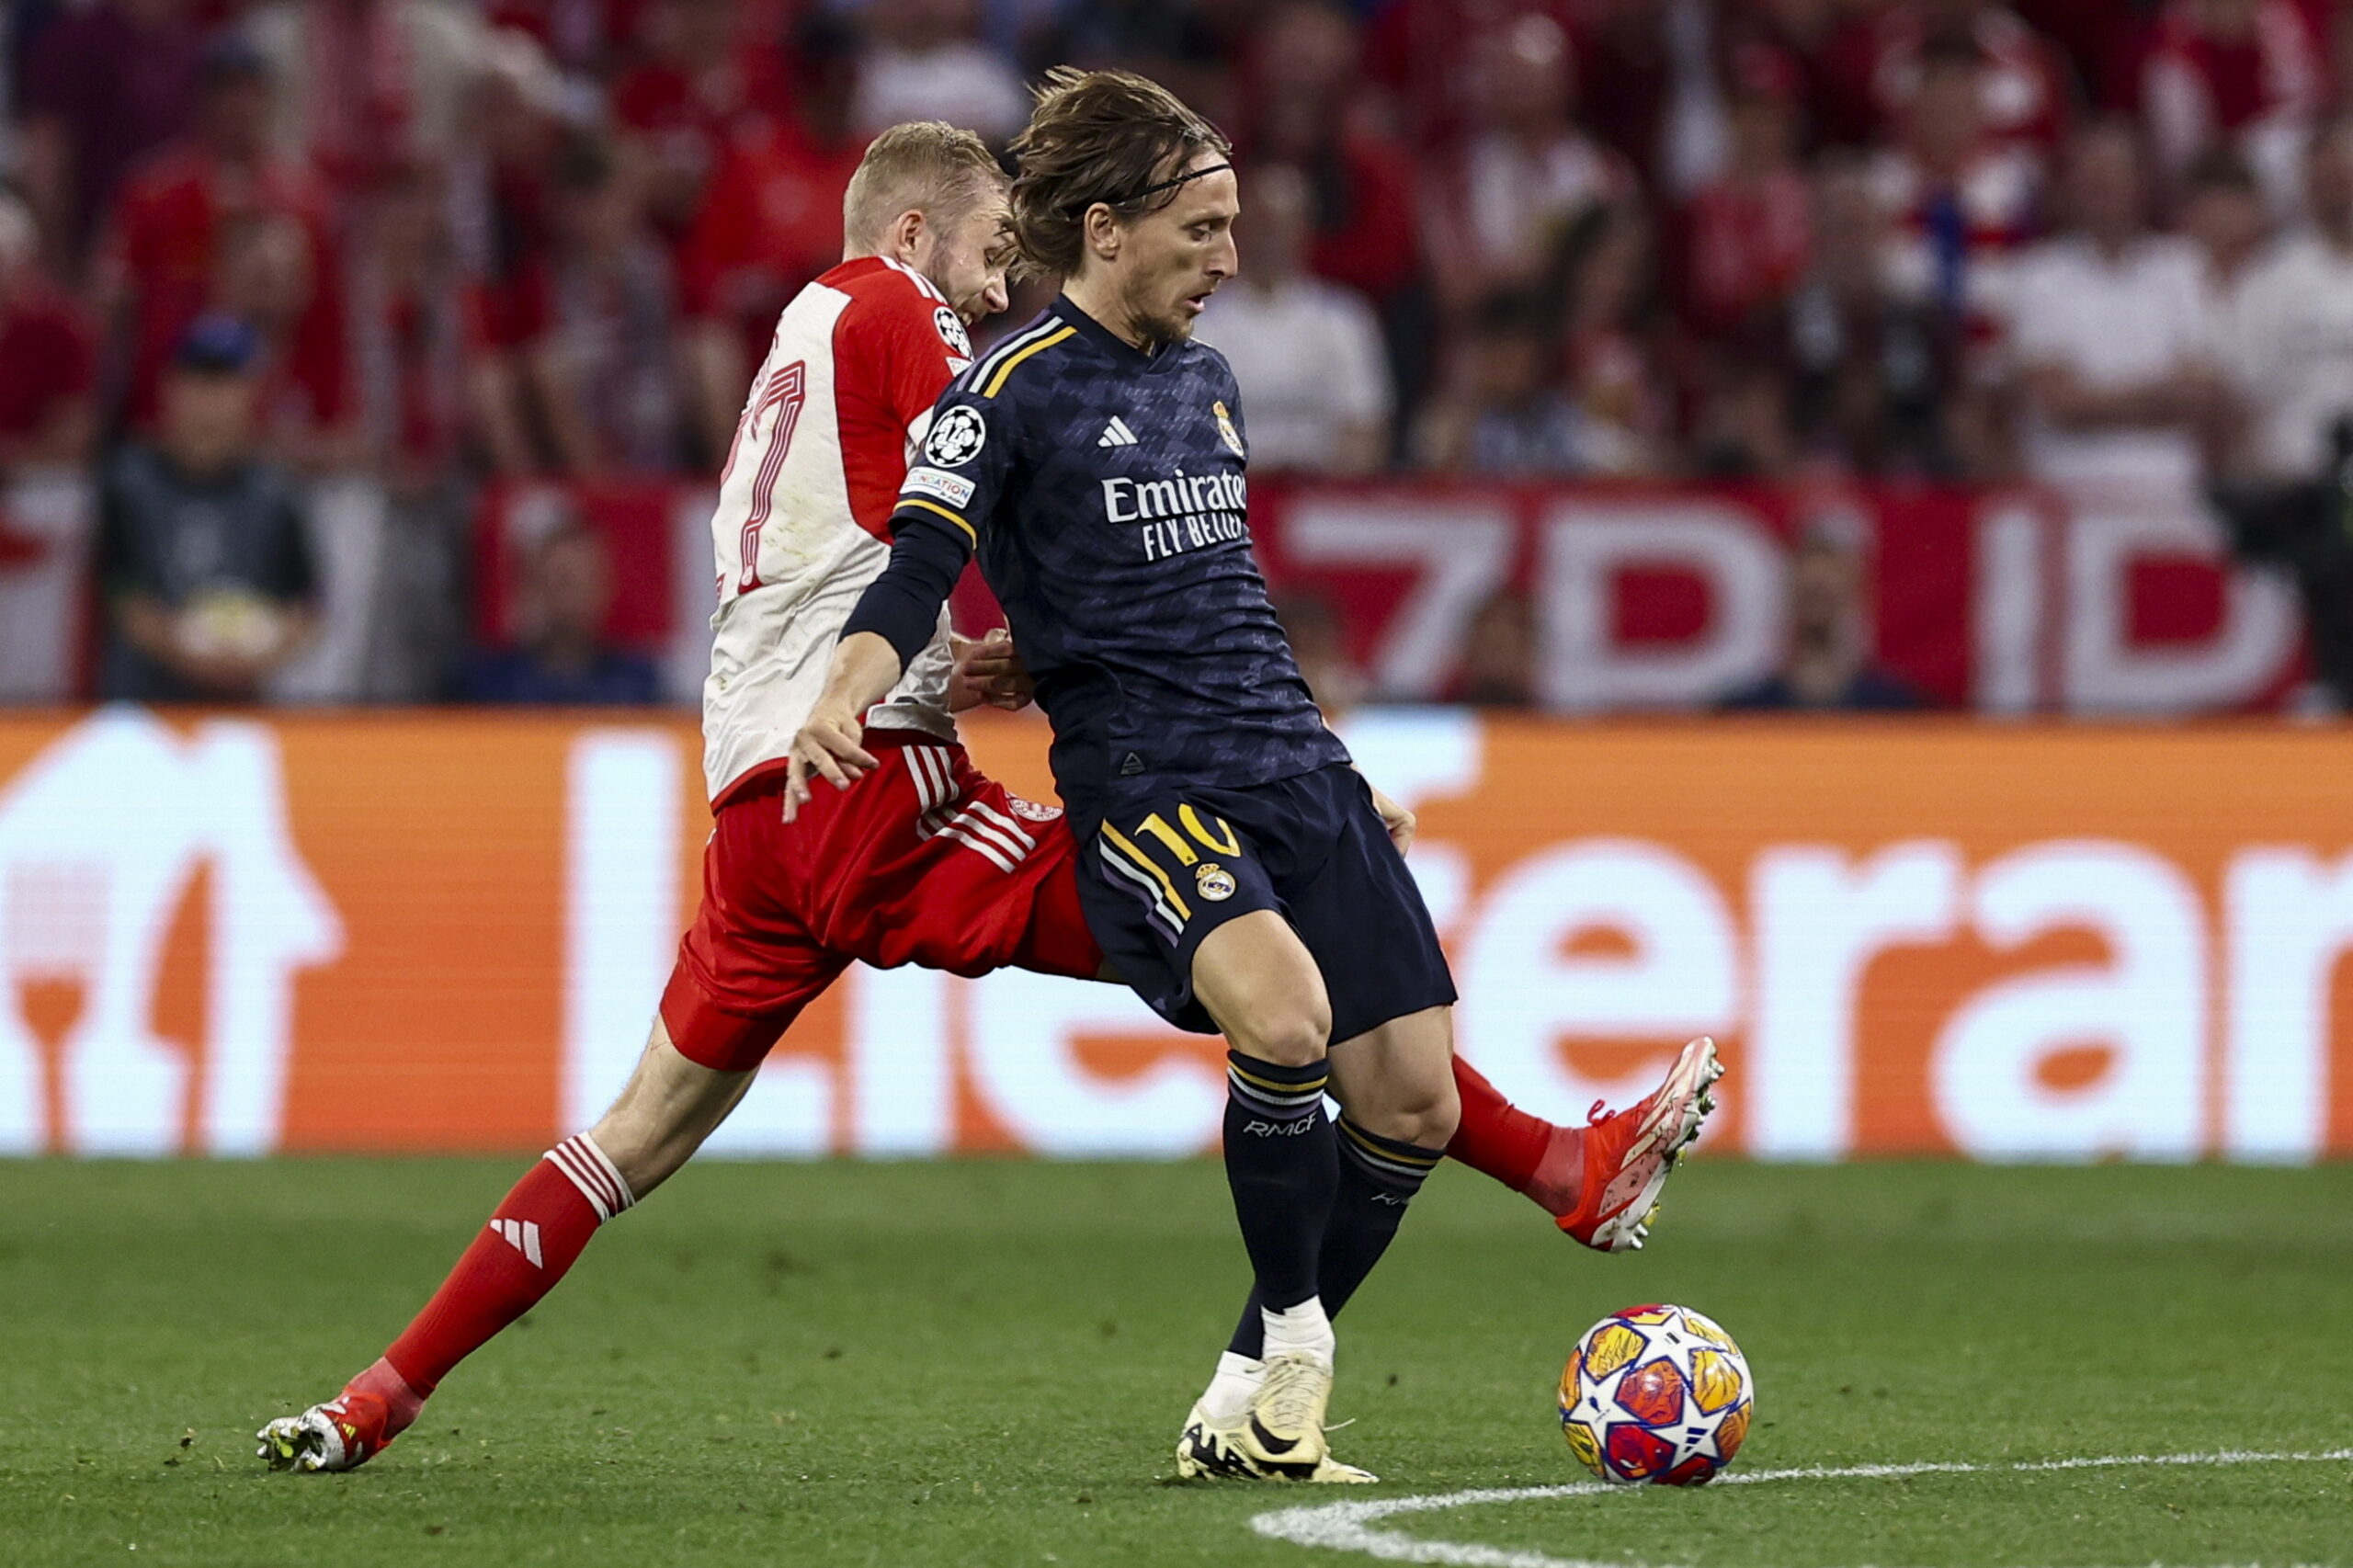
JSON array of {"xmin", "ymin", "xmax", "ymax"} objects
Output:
[{"xmin": 661, "ymin": 730, "xmax": 1103, "ymax": 1071}]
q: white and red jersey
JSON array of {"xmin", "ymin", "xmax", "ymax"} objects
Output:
[{"xmin": 699, "ymin": 255, "xmax": 977, "ymax": 805}]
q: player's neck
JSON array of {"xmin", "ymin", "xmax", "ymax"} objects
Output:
[{"xmin": 1060, "ymin": 276, "xmax": 1160, "ymax": 356}]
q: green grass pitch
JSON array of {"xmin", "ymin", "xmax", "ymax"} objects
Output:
[{"xmin": 4, "ymin": 1157, "xmax": 2350, "ymax": 1567}]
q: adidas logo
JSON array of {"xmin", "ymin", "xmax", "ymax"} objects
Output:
[
  {"xmin": 492, "ymin": 1218, "xmax": 543, "ymax": 1267},
  {"xmin": 1097, "ymin": 416, "xmax": 1138, "ymax": 448}
]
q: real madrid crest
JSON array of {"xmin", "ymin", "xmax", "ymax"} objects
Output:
[
  {"xmin": 1211, "ymin": 400, "xmax": 1245, "ymax": 460},
  {"xmin": 1194, "ymin": 862, "xmax": 1236, "ymax": 902}
]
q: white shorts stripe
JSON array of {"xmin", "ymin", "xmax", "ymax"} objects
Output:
[
  {"xmin": 962, "ymin": 799, "xmax": 1037, "ymax": 851},
  {"xmin": 938, "ymin": 822, "xmax": 1018, "ymax": 873},
  {"xmin": 917, "ymin": 747, "xmax": 957, "ymax": 814},
  {"xmin": 945, "ymin": 806, "xmax": 1029, "ymax": 864},
  {"xmin": 904, "ymin": 747, "xmax": 942, "ymax": 813},
  {"xmin": 1098, "ymin": 839, "xmax": 1184, "ymax": 940}
]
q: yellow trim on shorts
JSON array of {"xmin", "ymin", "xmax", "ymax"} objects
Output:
[{"xmin": 1102, "ymin": 823, "xmax": 1192, "ymax": 921}]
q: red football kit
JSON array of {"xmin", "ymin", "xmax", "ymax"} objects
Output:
[{"xmin": 663, "ymin": 255, "xmax": 1099, "ymax": 1072}]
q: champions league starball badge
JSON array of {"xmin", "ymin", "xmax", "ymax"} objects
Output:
[
  {"xmin": 925, "ymin": 405, "xmax": 988, "ymax": 467},
  {"xmin": 933, "ymin": 306, "xmax": 972, "ymax": 358}
]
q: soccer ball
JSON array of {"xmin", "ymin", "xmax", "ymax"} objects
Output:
[{"xmin": 1558, "ymin": 1304, "xmax": 1753, "ymax": 1486}]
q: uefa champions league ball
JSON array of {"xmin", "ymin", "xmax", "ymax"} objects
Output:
[{"xmin": 1558, "ymin": 1304, "xmax": 1754, "ymax": 1485}]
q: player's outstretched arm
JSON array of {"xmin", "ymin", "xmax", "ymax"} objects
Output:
[
  {"xmin": 785, "ymin": 632, "xmax": 899, "ymax": 819},
  {"xmin": 786, "ymin": 508, "xmax": 974, "ymax": 819}
]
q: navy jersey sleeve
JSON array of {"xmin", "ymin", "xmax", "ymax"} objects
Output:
[{"xmin": 839, "ymin": 384, "xmax": 1018, "ymax": 668}]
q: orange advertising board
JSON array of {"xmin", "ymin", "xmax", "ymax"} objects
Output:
[{"xmin": 1, "ymin": 708, "xmax": 2347, "ymax": 1160}]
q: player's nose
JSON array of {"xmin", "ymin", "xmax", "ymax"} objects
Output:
[{"xmin": 983, "ymin": 273, "xmax": 1010, "ymax": 315}]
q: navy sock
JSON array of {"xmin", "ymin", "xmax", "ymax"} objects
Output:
[
  {"xmin": 1228, "ymin": 1117, "xmax": 1442, "ymax": 1358},
  {"xmin": 1221, "ymin": 1049, "xmax": 1338, "ymax": 1312}
]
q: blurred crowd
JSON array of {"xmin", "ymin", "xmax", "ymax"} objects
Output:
[{"xmin": 10, "ymin": 0, "xmax": 2353, "ymax": 705}]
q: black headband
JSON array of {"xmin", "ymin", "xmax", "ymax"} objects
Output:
[{"xmin": 1078, "ymin": 161, "xmax": 1233, "ymax": 213}]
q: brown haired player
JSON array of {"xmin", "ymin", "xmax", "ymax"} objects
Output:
[
  {"xmin": 258, "ymin": 115, "xmax": 1715, "ymax": 1481},
  {"xmin": 793, "ymin": 72, "xmax": 1721, "ymax": 1483}
]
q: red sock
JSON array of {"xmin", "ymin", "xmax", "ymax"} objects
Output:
[
  {"xmin": 372, "ymin": 1133, "xmax": 635, "ymax": 1437},
  {"xmin": 1448, "ymin": 1059, "xmax": 1569, "ymax": 1195}
]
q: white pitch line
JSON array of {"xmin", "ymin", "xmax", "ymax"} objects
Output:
[{"xmin": 1248, "ymin": 1448, "xmax": 2353, "ymax": 1568}]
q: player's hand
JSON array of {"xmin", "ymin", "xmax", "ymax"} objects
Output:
[
  {"xmin": 1367, "ymin": 782, "xmax": 1416, "ymax": 857},
  {"xmin": 949, "ymin": 627, "xmax": 1035, "ymax": 713},
  {"xmin": 783, "ymin": 702, "xmax": 879, "ymax": 822}
]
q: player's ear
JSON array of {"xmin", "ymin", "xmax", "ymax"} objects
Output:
[
  {"xmin": 1083, "ymin": 202, "xmax": 1121, "ymax": 264},
  {"xmin": 891, "ymin": 207, "xmax": 928, "ymax": 264}
]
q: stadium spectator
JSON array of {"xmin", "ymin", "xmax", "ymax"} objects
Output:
[
  {"xmin": 1721, "ymin": 520, "xmax": 1924, "ymax": 711},
  {"xmin": 2005, "ymin": 119, "xmax": 2232, "ymax": 490},
  {"xmin": 1360, "ymin": 0, "xmax": 1582, "ymax": 153},
  {"xmin": 850, "ymin": 0, "xmax": 1030, "ymax": 143},
  {"xmin": 1573, "ymin": 0, "xmax": 1740, "ymax": 198},
  {"xmin": 462, "ymin": 522, "xmax": 661, "ymax": 703},
  {"xmin": 1552, "ymin": 204, "xmax": 1677, "ymax": 477},
  {"xmin": 96, "ymin": 315, "xmax": 320, "ymax": 703},
  {"xmin": 1733, "ymin": 155, "xmax": 1977, "ymax": 479},
  {"xmin": 2222, "ymin": 120, "xmax": 2353, "ymax": 483},
  {"xmin": 98, "ymin": 35, "xmax": 345, "ymax": 436},
  {"xmin": 210, "ymin": 210, "xmax": 358, "ymax": 470},
  {"xmin": 2180, "ymin": 142, "xmax": 2274, "ymax": 303},
  {"xmin": 243, "ymin": 0, "xmax": 487, "ymax": 199},
  {"xmin": 520, "ymin": 135, "xmax": 690, "ymax": 477},
  {"xmin": 680, "ymin": 14, "xmax": 866, "ymax": 459},
  {"xmin": 0, "ymin": 195, "xmax": 98, "ymax": 474},
  {"xmin": 1414, "ymin": 292, "xmax": 1586, "ymax": 475},
  {"xmin": 1863, "ymin": 35, "xmax": 2043, "ymax": 321},
  {"xmin": 447, "ymin": 31, "xmax": 571, "ymax": 476},
  {"xmin": 14, "ymin": 0, "xmax": 206, "ymax": 273},
  {"xmin": 610, "ymin": 0, "xmax": 790, "ymax": 246},
  {"xmin": 1421, "ymin": 13, "xmax": 1632, "ymax": 319},
  {"xmin": 1451, "ymin": 586, "xmax": 1539, "ymax": 709},
  {"xmin": 347, "ymin": 159, "xmax": 477, "ymax": 487},
  {"xmin": 1240, "ymin": 1, "xmax": 1426, "ymax": 426},
  {"xmin": 1195, "ymin": 165, "xmax": 1392, "ymax": 475},
  {"xmin": 1676, "ymin": 42, "xmax": 1814, "ymax": 343},
  {"xmin": 1823, "ymin": 0, "xmax": 2074, "ymax": 153},
  {"xmin": 2129, "ymin": 0, "xmax": 2325, "ymax": 216},
  {"xmin": 482, "ymin": 0, "xmax": 646, "ymax": 74}
]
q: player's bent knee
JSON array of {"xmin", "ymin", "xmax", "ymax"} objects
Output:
[
  {"xmin": 1351, "ymin": 1076, "xmax": 1460, "ymax": 1150},
  {"xmin": 1230, "ymin": 1006, "xmax": 1332, "ymax": 1068},
  {"xmin": 1191, "ymin": 912, "xmax": 1332, "ymax": 1065}
]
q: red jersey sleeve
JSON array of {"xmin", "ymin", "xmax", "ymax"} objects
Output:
[{"xmin": 831, "ymin": 275, "xmax": 972, "ymax": 542}]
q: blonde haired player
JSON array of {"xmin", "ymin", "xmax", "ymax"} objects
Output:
[{"xmin": 259, "ymin": 120, "xmax": 1715, "ymax": 1479}]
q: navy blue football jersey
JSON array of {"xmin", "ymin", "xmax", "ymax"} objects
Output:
[{"xmin": 888, "ymin": 296, "xmax": 1348, "ymax": 816}]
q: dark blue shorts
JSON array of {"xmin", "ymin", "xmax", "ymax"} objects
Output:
[{"xmin": 1073, "ymin": 765, "xmax": 1458, "ymax": 1041}]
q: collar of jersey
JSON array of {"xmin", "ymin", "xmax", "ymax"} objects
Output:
[{"xmin": 1052, "ymin": 294, "xmax": 1189, "ymax": 373}]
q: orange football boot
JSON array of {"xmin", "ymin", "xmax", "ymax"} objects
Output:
[{"xmin": 1541, "ymin": 1037, "xmax": 1723, "ymax": 1252}]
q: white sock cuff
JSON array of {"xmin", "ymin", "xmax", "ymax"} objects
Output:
[
  {"xmin": 1201, "ymin": 1350, "xmax": 1267, "ymax": 1423},
  {"xmin": 1261, "ymin": 1296, "xmax": 1335, "ymax": 1362},
  {"xmin": 545, "ymin": 1132, "xmax": 635, "ymax": 1221}
]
